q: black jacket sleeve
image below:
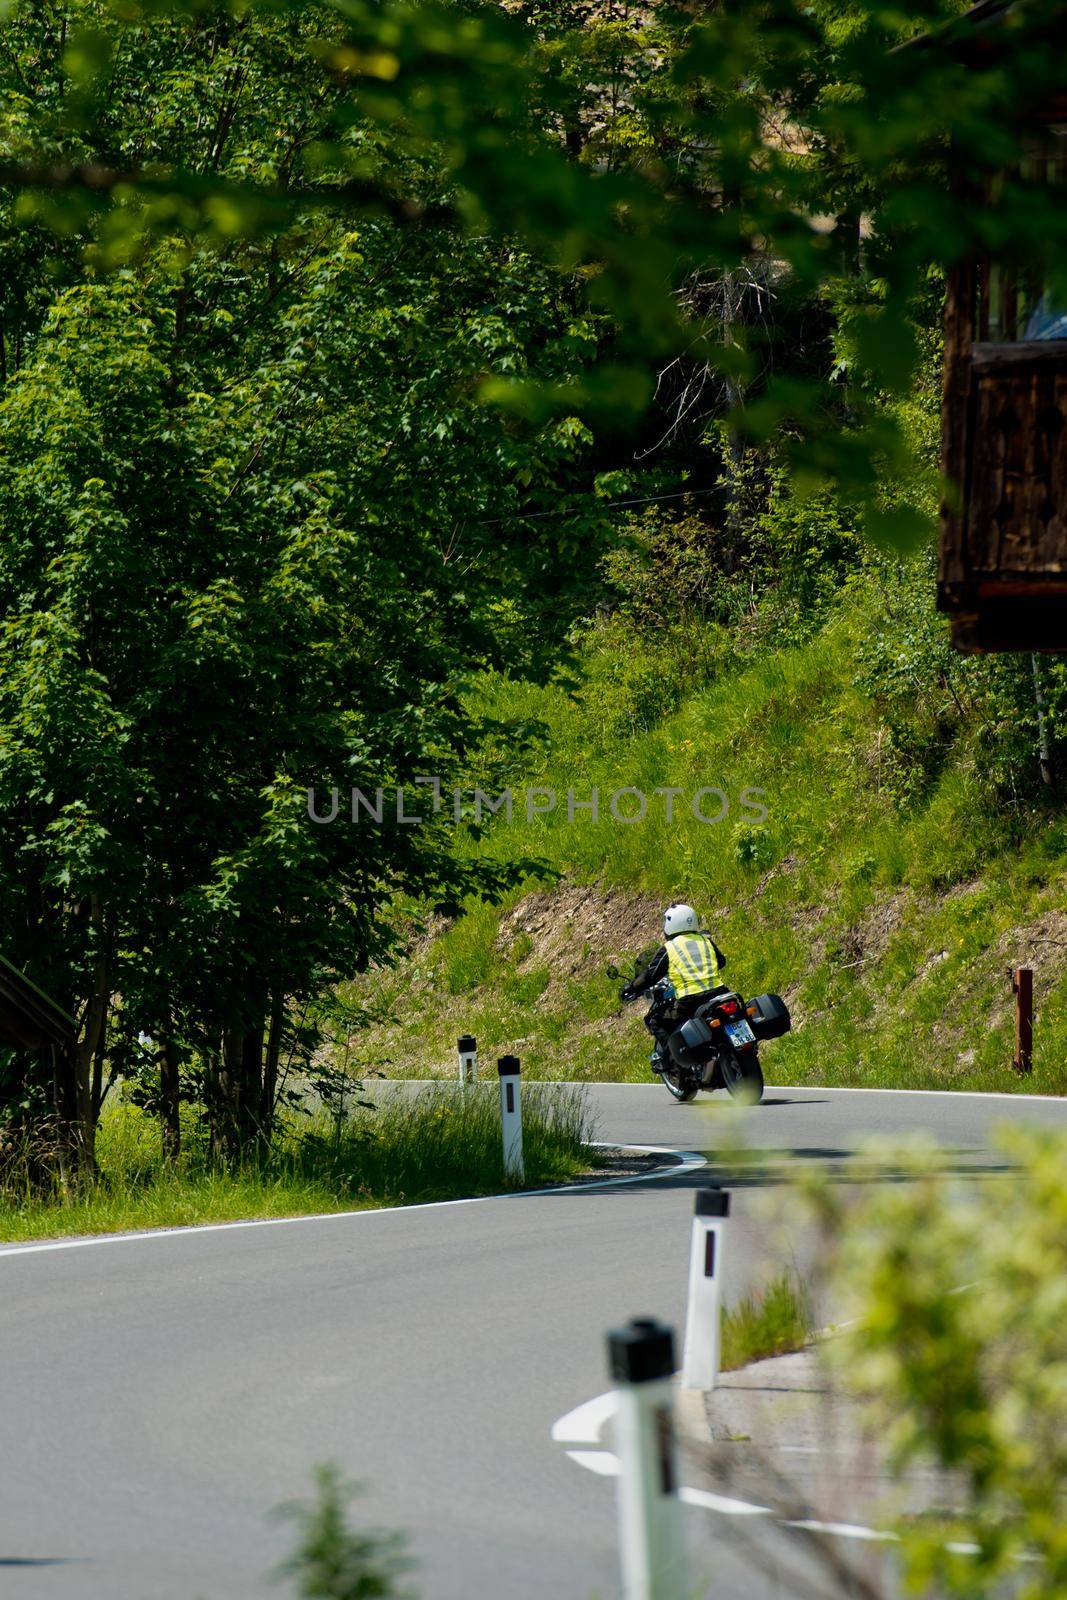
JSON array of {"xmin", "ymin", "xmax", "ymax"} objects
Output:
[{"xmin": 630, "ymin": 946, "xmax": 668, "ymax": 995}]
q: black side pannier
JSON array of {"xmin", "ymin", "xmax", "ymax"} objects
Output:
[
  {"xmin": 669, "ymin": 1015, "xmax": 715, "ymax": 1067},
  {"xmin": 747, "ymin": 993, "xmax": 791, "ymax": 1041}
]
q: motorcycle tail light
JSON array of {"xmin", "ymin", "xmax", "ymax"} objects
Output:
[{"xmin": 719, "ymin": 999, "xmax": 739, "ymax": 1016}]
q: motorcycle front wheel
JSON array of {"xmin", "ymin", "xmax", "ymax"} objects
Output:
[
  {"xmin": 720, "ymin": 1048, "xmax": 764, "ymax": 1105},
  {"xmin": 661, "ymin": 1064, "xmax": 699, "ymax": 1103}
]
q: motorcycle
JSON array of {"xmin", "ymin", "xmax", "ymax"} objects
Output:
[{"xmin": 612, "ymin": 956, "xmax": 790, "ymax": 1105}]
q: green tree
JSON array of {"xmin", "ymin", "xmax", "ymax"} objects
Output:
[{"xmin": 0, "ymin": 3, "xmax": 617, "ymax": 1170}]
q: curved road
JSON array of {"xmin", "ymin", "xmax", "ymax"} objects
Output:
[{"xmin": 3, "ymin": 1085, "xmax": 1066, "ymax": 1600}]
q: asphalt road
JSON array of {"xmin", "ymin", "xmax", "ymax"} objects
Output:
[{"xmin": 3, "ymin": 1083, "xmax": 1067, "ymax": 1600}]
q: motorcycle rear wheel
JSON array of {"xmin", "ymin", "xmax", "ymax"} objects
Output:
[
  {"xmin": 661, "ymin": 1064, "xmax": 699, "ymax": 1103},
  {"xmin": 721, "ymin": 1048, "xmax": 764, "ymax": 1105}
]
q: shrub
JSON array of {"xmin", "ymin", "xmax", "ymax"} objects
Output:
[
  {"xmin": 275, "ymin": 1464, "xmax": 414, "ymax": 1600},
  {"xmin": 732, "ymin": 822, "xmax": 774, "ymax": 870},
  {"xmin": 811, "ymin": 1130, "xmax": 1067, "ymax": 1599}
]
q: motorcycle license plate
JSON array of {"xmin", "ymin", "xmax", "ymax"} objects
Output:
[{"xmin": 725, "ymin": 1018, "xmax": 756, "ymax": 1047}]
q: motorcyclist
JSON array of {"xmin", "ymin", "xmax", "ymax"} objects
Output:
[{"xmin": 621, "ymin": 903, "xmax": 728, "ymax": 1073}]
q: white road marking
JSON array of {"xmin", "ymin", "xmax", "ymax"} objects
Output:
[
  {"xmin": 552, "ymin": 1389, "xmax": 911, "ymax": 1547},
  {"xmin": 566, "ymin": 1450, "xmax": 620, "ymax": 1476},
  {"xmin": 584, "ymin": 1144, "xmax": 707, "ymax": 1182},
  {"xmin": 553, "ymin": 1390, "xmax": 623, "ymax": 1476},
  {"xmin": 785, "ymin": 1519, "xmax": 896, "ymax": 1543},
  {"xmin": 551, "ymin": 1390, "xmax": 779, "ymax": 1521},
  {"xmin": 551, "ymin": 1390, "xmax": 617, "ymax": 1445},
  {"xmin": 0, "ymin": 1144, "xmax": 706, "ymax": 1259},
  {"xmin": 680, "ymin": 1487, "xmax": 772, "ymax": 1516},
  {"xmin": 552, "ymin": 1401, "xmax": 990, "ymax": 1554}
]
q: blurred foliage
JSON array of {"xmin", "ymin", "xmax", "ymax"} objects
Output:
[
  {"xmin": 2, "ymin": 0, "xmax": 1067, "ymax": 491},
  {"xmin": 276, "ymin": 1464, "xmax": 414, "ymax": 1600},
  {"xmin": 811, "ymin": 1130, "xmax": 1067, "ymax": 1598}
]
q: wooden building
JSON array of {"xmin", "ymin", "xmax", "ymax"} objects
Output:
[{"xmin": 924, "ymin": 0, "xmax": 1067, "ymax": 651}]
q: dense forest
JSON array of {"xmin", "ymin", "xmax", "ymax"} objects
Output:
[{"xmin": 1, "ymin": 0, "xmax": 1066, "ymax": 1183}]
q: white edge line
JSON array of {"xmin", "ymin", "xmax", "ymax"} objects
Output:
[
  {"xmin": 784, "ymin": 1518, "xmax": 897, "ymax": 1543},
  {"xmin": 558, "ymin": 1444, "xmax": 937, "ymax": 1546},
  {"xmin": 680, "ymin": 1486, "xmax": 773, "ymax": 1517},
  {"xmin": 0, "ymin": 1144, "xmax": 706, "ymax": 1260},
  {"xmin": 463, "ymin": 1081, "xmax": 1067, "ymax": 1105},
  {"xmin": 389, "ymin": 1081, "xmax": 1067, "ymax": 1104},
  {"xmin": 558, "ymin": 1440, "xmax": 924, "ymax": 1542},
  {"xmin": 792, "ymin": 1085, "xmax": 1067, "ymax": 1104},
  {"xmin": 554, "ymin": 1397, "xmax": 977, "ymax": 1552},
  {"xmin": 559, "ymin": 1463, "xmax": 889, "ymax": 1534}
]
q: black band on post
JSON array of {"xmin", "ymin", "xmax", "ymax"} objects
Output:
[
  {"xmin": 497, "ymin": 1055, "xmax": 521, "ymax": 1076},
  {"xmin": 694, "ymin": 1188, "xmax": 730, "ymax": 1218},
  {"xmin": 607, "ymin": 1318, "xmax": 675, "ymax": 1384},
  {"xmin": 457, "ymin": 1034, "xmax": 476, "ymax": 1053}
]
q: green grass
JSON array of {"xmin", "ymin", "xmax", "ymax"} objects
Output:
[
  {"xmin": 720, "ymin": 1272, "xmax": 812, "ymax": 1372},
  {"xmin": 339, "ymin": 569, "xmax": 1067, "ymax": 1095},
  {"xmin": 0, "ymin": 1084, "xmax": 596, "ymax": 1243}
]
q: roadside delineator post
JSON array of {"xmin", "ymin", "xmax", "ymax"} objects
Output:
[
  {"xmin": 1012, "ymin": 968, "xmax": 1033, "ymax": 1075},
  {"xmin": 457, "ymin": 1034, "xmax": 477, "ymax": 1098},
  {"xmin": 497, "ymin": 1055, "xmax": 524, "ymax": 1182},
  {"xmin": 681, "ymin": 1187, "xmax": 730, "ymax": 1391},
  {"xmin": 607, "ymin": 1317, "xmax": 687, "ymax": 1600}
]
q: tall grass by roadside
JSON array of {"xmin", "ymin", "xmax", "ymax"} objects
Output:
[
  {"xmin": 720, "ymin": 1272, "xmax": 812, "ymax": 1371},
  {"xmin": 0, "ymin": 1083, "xmax": 597, "ymax": 1243},
  {"xmin": 292, "ymin": 1081, "xmax": 595, "ymax": 1202}
]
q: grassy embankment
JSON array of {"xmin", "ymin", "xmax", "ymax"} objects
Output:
[
  {"xmin": 0, "ymin": 1083, "xmax": 594, "ymax": 1242},
  {"xmin": 342, "ymin": 569, "xmax": 1067, "ymax": 1093}
]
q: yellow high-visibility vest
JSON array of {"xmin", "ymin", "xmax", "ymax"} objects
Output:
[{"xmin": 666, "ymin": 932, "xmax": 722, "ymax": 998}]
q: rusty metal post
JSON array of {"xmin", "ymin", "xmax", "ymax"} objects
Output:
[{"xmin": 1012, "ymin": 967, "xmax": 1033, "ymax": 1074}]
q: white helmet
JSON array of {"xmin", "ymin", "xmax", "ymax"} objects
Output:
[{"xmin": 664, "ymin": 902, "xmax": 699, "ymax": 938}]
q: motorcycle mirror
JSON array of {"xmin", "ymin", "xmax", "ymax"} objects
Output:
[{"xmin": 605, "ymin": 964, "xmax": 620, "ymax": 980}]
